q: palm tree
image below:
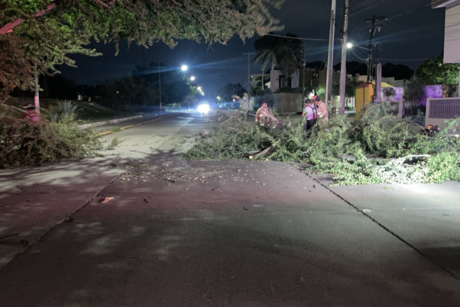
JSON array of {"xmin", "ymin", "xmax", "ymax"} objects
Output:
[
  {"xmin": 253, "ymin": 33, "xmax": 304, "ymax": 85},
  {"xmin": 254, "ymin": 34, "xmax": 278, "ymax": 90},
  {"xmin": 276, "ymin": 33, "xmax": 304, "ymax": 77}
]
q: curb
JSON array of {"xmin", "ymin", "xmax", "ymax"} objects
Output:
[
  {"xmin": 78, "ymin": 115, "xmax": 143, "ymax": 129},
  {"xmin": 97, "ymin": 113, "xmax": 176, "ymax": 136}
]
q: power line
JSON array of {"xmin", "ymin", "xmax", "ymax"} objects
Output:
[
  {"xmin": 371, "ymin": 0, "xmax": 447, "ymax": 28},
  {"xmin": 351, "ymin": 48, "xmax": 369, "ymax": 61},
  {"xmin": 265, "ymin": 33, "xmax": 331, "ymax": 42},
  {"xmin": 351, "ymin": 0, "xmax": 387, "ymax": 16}
]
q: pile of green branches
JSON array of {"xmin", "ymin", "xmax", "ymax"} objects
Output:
[
  {"xmin": 0, "ymin": 115, "xmax": 101, "ymax": 169},
  {"xmin": 184, "ymin": 104, "xmax": 460, "ymax": 185}
]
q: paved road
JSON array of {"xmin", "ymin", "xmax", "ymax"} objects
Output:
[{"xmin": 1, "ymin": 111, "xmax": 460, "ymax": 306}]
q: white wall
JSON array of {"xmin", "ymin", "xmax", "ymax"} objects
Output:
[
  {"xmin": 269, "ymin": 69, "xmax": 300, "ymax": 93},
  {"xmin": 444, "ymin": 4, "xmax": 460, "ymax": 63}
]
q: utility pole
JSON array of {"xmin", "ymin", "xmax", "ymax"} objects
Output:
[
  {"xmin": 302, "ymin": 43, "xmax": 307, "ymax": 99},
  {"xmin": 158, "ymin": 63, "xmax": 162, "ymax": 114},
  {"xmin": 34, "ymin": 68, "xmax": 40, "ymax": 115},
  {"xmin": 243, "ymin": 52, "xmax": 255, "ymax": 100},
  {"xmin": 365, "ymin": 15, "xmax": 386, "ymax": 82},
  {"xmin": 325, "ymin": 0, "xmax": 336, "ymax": 106},
  {"xmin": 261, "ymin": 68, "xmax": 264, "ymax": 90},
  {"xmin": 339, "ymin": 0, "xmax": 349, "ymax": 115}
]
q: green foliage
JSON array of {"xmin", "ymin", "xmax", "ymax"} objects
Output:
[
  {"xmin": 50, "ymin": 100, "xmax": 80, "ymax": 122},
  {"xmin": 415, "ymin": 55, "xmax": 459, "ymax": 85},
  {"xmin": 1, "ymin": 0, "xmax": 285, "ymax": 96},
  {"xmin": 185, "ymin": 103, "xmax": 460, "ymax": 185},
  {"xmin": 106, "ymin": 137, "xmax": 121, "ymax": 150},
  {"xmin": 0, "ymin": 116, "xmax": 101, "ymax": 168}
]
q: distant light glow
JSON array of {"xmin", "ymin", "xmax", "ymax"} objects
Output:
[
  {"xmin": 181, "ymin": 65, "xmax": 188, "ymax": 71},
  {"xmin": 197, "ymin": 86, "xmax": 202, "ymax": 91},
  {"xmin": 197, "ymin": 104, "xmax": 210, "ymax": 114},
  {"xmin": 190, "ymin": 76, "xmax": 196, "ymax": 81},
  {"xmin": 347, "ymin": 42, "xmax": 353, "ymax": 49}
]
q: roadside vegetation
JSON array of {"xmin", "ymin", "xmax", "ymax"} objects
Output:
[
  {"xmin": 0, "ymin": 101, "xmax": 102, "ymax": 169},
  {"xmin": 184, "ymin": 103, "xmax": 460, "ymax": 185}
]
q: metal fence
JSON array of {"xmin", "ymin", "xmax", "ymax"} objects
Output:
[
  {"xmin": 428, "ymin": 98, "xmax": 460, "ymax": 119},
  {"xmin": 426, "ymin": 97, "xmax": 460, "ymax": 130}
]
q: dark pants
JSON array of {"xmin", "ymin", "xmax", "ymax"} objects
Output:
[{"xmin": 306, "ymin": 119, "xmax": 317, "ymax": 130}]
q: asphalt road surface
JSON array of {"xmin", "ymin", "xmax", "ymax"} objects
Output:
[{"xmin": 1, "ymin": 111, "xmax": 460, "ymax": 307}]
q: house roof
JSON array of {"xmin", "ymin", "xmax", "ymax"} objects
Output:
[{"xmin": 356, "ymin": 81, "xmax": 393, "ymax": 89}]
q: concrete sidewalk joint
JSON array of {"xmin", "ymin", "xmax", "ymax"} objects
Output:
[{"xmin": 309, "ymin": 174, "xmax": 460, "ymax": 281}]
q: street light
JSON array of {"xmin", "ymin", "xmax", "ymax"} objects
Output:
[
  {"xmin": 347, "ymin": 42, "xmax": 370, "ymax": 51},
  {"xmin": 190, "ymin": 76, "xmax": 196, "ymax": 81},
  {"xmin": 197, "ymin": 86, "xmax": 202, "ymax": 91},
  {"xmin": 181, "ymin": 64, "xmax": 188, "ymax": 71}
]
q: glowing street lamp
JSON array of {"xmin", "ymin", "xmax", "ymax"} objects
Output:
[
  {"xmin": 197, "ymin": 86, "xmax": 202, "ymax": 91},
  {"xmin": 181, "ymin": 64, "xmax": 188, "ymax": 71},
  {"xmin": 347, "ymin": 42, "xmax": 369, "ymax": 51},
  {"xmin": 190, "ymin": 76, "xmax": 196, "ymax": 81}
]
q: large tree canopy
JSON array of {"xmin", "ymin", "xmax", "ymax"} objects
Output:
[
  {"xmin": 0, "ymin": 0, "xmax": 285, "ymax": 96},
  {"xmin": 415, "ymin": 55, "xmax": 459, "ymax": 85}
]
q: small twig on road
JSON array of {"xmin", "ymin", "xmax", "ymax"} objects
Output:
[{"xmin": 0, "ymin": 233, "xmax": 19, "ymax": 241}]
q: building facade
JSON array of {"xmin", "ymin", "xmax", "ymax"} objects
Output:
[{"xmin": 433, "ymin": 0, "xmax": 460, "ymax": 63}]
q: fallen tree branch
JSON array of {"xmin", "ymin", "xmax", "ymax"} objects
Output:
[{"xmin": 254, "ymin": 139, "xmax": 280, "ymax": 159}]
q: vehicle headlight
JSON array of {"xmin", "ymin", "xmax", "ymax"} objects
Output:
[{"xmin": 197, "ymin": 104, "xmax": 210, "ymax": 114}]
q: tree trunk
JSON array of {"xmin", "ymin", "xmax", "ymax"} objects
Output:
[{"xmin": 34, "ymin": 70, "xmax": 40, "ymax": 114}]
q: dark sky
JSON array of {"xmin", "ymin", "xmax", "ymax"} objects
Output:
[{"xmin": 60, "ymin": 0, "xmax": 445, "ymax": 95}]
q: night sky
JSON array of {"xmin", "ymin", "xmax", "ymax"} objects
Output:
[{"xmin": 60, "ymin": 0, "xmax": 446, "ymax": 95}]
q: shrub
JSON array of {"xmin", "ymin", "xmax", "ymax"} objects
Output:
[
  {"xmin": 50, "ymin": 100, "xmax": 80, "ymax": 122},
  {"xmin": 0, "ymin": 116, "xmax": 101, "ymax": 168}
]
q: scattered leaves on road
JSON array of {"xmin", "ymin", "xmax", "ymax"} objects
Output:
[{"xmin": 100, "ymin": 197, "xmax": 114, "ymax": 204}]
